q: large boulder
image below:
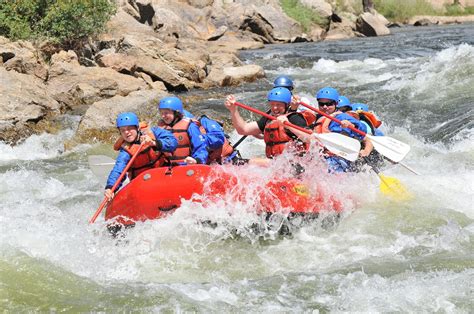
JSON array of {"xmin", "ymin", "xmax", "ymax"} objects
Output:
[
  {"xmin": 325, "ymin": 16, "xmax": 356, "ymax": 40},
  {"xmin": 47, "ymin": 50, "xmax": 148, "ymax": 110},
  {"xmin": 0, "ymin": 36, "xmax": 48, "ymax": 80},
  {"xmin": 205, "ymin": 64, "xmax": 265, "ymax": 87},
  {"xmin": 0, "ymin": 68, "xmax": 61, "ymax": 143},
  {"xmin": 356, "ymin": 12, "xmax": 390, "ymax": 37},
  {"xmin": 74, "ymin": 89, "xmax": 167, "ymax": 143}
]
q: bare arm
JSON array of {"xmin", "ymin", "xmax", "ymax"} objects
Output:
[
  {"xmin": 275, "ymin": 115, "xmax": 312, "ymax": 143},
  {"xmin": 225, "ymin": 95, "xmax": 262, "ymax": 136},
  {"xmin": 359, "ymin": 137, "xmax": 374, "ymax": 157}
]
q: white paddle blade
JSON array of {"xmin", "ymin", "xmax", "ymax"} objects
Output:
[
  {"xmin": 88, "ymin": 155, "xmax": 115, "ymax": 182},
  {"xmin": 313, "ymin": 133, "xmax": 361, "ymax": 161},
  {"xmin": 368, "ymin": 135, "xmax": 411, "ymax": 163}
]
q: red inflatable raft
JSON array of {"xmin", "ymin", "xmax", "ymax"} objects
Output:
[{"xmin": 105, "ymin": 164, "xmax": 343, "ymax": 226}]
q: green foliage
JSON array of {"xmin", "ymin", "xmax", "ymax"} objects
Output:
[
  {"xmin": 0, "ymin": 0, "xmax": 116, "ymax": 45},
  {"xmin": 280, "ymin": 0, "xmax": 328, "ymax": 32},
  {"xmin": 444, "ymin": 4, "xmax": 474, "ymax": 16},
  {"xmin": 466, "ymin": 6, "xmax": 474, "ymax": 14},
  {"xmin": 372, "ymin": 0, "xmax": 438, "ymax": 21}
]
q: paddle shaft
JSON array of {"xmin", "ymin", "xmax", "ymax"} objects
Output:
[
  {"xmin": 232, "ymin": 135, "xmax": 248, "ymax": 149},
  {"xmin": 89, "ymin": 142, "xmax": 145, "ymax": 224},
  {"xmin": 235, "ymin": 102, "xmax": 312, "ymax": 135}
]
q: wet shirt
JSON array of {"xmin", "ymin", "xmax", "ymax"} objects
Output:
[
  {"xmin": 328, "ymin": 113, "xmax": 368, "ymax": 141},
  {"xmin": 199, "ymin": 116, "xmax": 226, "ymax": 150}
]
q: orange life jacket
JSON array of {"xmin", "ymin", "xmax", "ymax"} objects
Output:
[
  {"xmin": 113, "ymin": 123, "xmax": 166, "ymax": 179},
  {"xmin": 263, "ymin": 113, "xmax": 308, "ymax": 158},
  {"xmin": 160, "ymin": 118, "xmax": 192, "ymax": 163},
  {"xmin": 346, "ymin": 110, "xmax": 382, "ymax": 134},
  {"xmin": 300, "ymin": 110, "xmax": 316, "ymax": 126},
  {"xmin": 313, "ymin": 116, "xmax": 332, "ymax": 134},
  {"xmin": 192, "ymin": 117, "xmax": 235, "ymax": 164},
  {"xmin": 358, "ymin": 111, "xmax": 382, "ymax": 133}
]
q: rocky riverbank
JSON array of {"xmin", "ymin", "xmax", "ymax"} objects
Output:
[{"xmin": 0, "ymin": 0, "xmax": 471, "ymax": 146}]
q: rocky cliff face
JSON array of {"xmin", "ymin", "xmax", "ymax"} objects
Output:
[{"xmin": 0, "ymin": 0, "xmax": 392, "ymax": 145}]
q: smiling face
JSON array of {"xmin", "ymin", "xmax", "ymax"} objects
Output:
[
  {"xmin": 268, "ymin": 101, "xmax": 287, "ymax": 116},
  {"xmin": 318, "ymin": 98, "xmax": 337, "ymax": 115},
  {"xmin": 119, "ymin": 125, "xmax": 138, "ymax": 143},
  {"xmin": 160, "ymin": 108, "xmax": 175, "ymax": 125}
]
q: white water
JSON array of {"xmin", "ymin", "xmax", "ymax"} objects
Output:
[{"xmin": 1, "ymin": 27, "xmax": 473, "ymax": 311}]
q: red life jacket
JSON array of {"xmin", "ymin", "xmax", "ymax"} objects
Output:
[
  {"xmin": 113, "ymin": 124, "xmax": 165, "ymax": 179},
  {"xmin": 192, "ymin": 117, "xmax": 235, "ymax": 164},
  {"xmin": 160, "ymin": 118, "xmax": 192, "ymax": 163},
  {"xmin": 207, "ymin": 138, "xmax": 235, "ymax": 164},
  {"xmin": 300, "ymin": 110, "xmax": 316, "ymax": 126},
  {"xmin": 263, "ymin": 113, "xmax": 308, "ymax": 158}
]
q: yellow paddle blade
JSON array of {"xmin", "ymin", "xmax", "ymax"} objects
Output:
[{"xmin": 378, "ymin": 174, "xmax": 414, "ymax": 201}]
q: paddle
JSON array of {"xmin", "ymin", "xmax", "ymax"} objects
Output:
[
  {"xmin": 89, "ymin": 143, "xmax": 145, "ymax": 224},
  {"xmin": 231, "ymin": 135, "xmax": 248, "ymax": 149},
  {"xmin": 369, "ymin": 163, "xmax": 414, "ymax": 201},
  {"xmin": 88, "ymin": 155, "xmax": 116, "ymax": 181},
  {"xmin": 299, "ymin": 101, "xmax": 411, "ymax": 162},
  {"xmin": 234, "ymin": 102, "xmax": 361, "ymax": 161}
]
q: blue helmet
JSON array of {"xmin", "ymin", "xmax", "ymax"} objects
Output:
[
  {"xmin": 337, "ymin": 96, "xmax": 351, "ymax": 109},
  {"xmin": 158, "ymin": 96, "xmax": 183, "ymax": 114},
  {"xmin": 316, "ymin": 87, "xmax": 339, "ymax": 102},
  {"xmin": 116, "ymin": 112, "xmax": 139, "ymax": 128},
  {"xmin": 267, "ymin": 87, "xmax": 292, "ymax": 105},
  {"xmin": 183, "ymin": 109, "xmax": 195, "ymax": 119},
  {"xmin": 273, "ymin": 75, "xmax": 294, "ymax": 90},
  {"xmin": 352, "ymin": 103, "xmax": 369, "ymax": 112}
]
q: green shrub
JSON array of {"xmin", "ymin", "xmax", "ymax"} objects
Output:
[
  {"xmin": 445, "ymin": 4, "xmax": 474, "ymax": 16},
  {"xmin": 465, "ymin": 6, "xmax": 474, "ymax": 14},
  {"xmin": 373, "ymin": 0, "xmax": 438, "ymax": 21},
  {"xmin": 0, "ymin": 0, "xmax": 115, "ymax": 45},
  {"xmin": 38, "ymin": 0, "xmax": 116, "ymax": 44},
  {"xmin": 280, "ymin": 0, "xmax": 328, "ymax": 32}
]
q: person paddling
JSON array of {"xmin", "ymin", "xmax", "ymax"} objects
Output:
[
  {"xmin": 158, "ymin": 96, "xmax": 208, "ymax": 165},
  {"xmin": 351, "ymin": 103, "xmax": 384, "ymax": 136},
  {"xmin": 225, "ymin": 87, "xmax": 310, "ymax": 159},
  {"xmin": 183, "ymin": 109, "xmax": 240, "ymax": 164},
  {"xmin": 286, "ymin": 87, "xmax": 373, "ymax": 172},
  {"xmin": 104, "ymin": 112, "xmax": 178, "ymax": 201},
  {"xmin": 273, "ymin": 75, "xmax": 316, "ymax": 126}
]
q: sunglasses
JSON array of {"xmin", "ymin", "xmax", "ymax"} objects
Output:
[{"xmin": 318, "ymin": 101, "xmax": 335, "ymax": 107}]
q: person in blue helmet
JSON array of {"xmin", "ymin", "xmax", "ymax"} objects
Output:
[
  {"xmin": 349, "ymin": 103, "xmax": 386, "ymax": 170},
  {"xmin": 337, "ymin": 95, "xmax": 352, "ymax": 113},
  {"xmin": 351, "ymin": 103, "xmax": 384, "ymax": 136},
  {"xmin": 183, "ymin": 110, "xmax": 239, "ymax": 164},
  {"xmin": 104, "ymin": 112, "xmax": 178, "ymax": 200},
  {"xmin": 288, "ymin": 87, "xmax": 373, "ymax": 172},
  {"xmin": 225, "ymin": 87, "xmax": 309, "ymax": 159},
  {"xmin": 158, "ymin": 96, "xmax": 208, "ymax": 165},
  {"xmin": 273, "ymin": 75, "xmax": 317, "ymax": 125}
]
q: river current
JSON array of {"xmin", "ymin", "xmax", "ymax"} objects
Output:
[{"xmin": 1, "ymin": 24, "xmax": 473, "ymax": 311}]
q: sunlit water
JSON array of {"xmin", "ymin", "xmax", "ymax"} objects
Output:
[{"xmin": 1, "ymin": 24, "xmax": 473, "ymax": 311}]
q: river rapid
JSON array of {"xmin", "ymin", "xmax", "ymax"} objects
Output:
[{"xmin": 1, "ymin": 24, "xmax": 473, "ymax": 311}]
